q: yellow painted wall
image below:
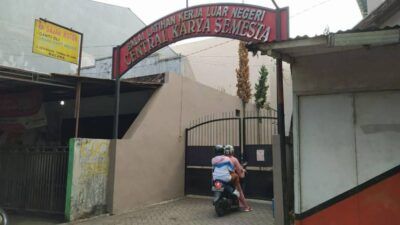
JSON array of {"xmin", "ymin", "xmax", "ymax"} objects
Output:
[{"xmin": 66, "ymin": 138, "xmax": 111, "ymax": 221}]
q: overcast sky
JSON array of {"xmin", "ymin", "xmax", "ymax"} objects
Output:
[{"xmin": 95, "ymin": 0, "xmax": 362, "ymax": 38}]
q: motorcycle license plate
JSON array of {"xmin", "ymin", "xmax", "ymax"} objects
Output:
[{"xmin": 212, "ymin": 186, "xmax": 224, "ymax": 192}]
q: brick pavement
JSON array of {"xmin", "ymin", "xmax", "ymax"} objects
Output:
[{"xmin": 66, "ymin": 197, "xmax": 274, "ymax": 225}]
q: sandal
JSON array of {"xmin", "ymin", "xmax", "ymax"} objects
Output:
[{"xmin": 243, "ymin": 207, "xmax": 253, "ymax": 212}]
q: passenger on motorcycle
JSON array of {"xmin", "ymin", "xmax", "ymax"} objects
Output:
[
  {"xmin": 211, "ymin": 145, "xmax": 241, "ymax": 197},
  {"xmin": 224, "ymin": 145, "xmax": 252, "ymax": 212}
]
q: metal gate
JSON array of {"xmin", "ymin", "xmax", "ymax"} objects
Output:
[
  {"xmin": 0, "ymin": 146, "xmax": 68, "ymax": 214},
  {"xmin": 185, "ymin": 110, "xmax": 278, "ymax": 200},
  {"xmin": 242, "ymin": 110, "xmax": 277, "ymax": 199}
]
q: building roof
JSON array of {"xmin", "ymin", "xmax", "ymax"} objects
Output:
[
  {"xmin": 247, "ymin": 26, "xmax": 400, "ymax": 63},
  {"xmin": 0, "ymin": 65, "xmax": 162, "ymax": 101},
  {"xmin": 355, "ymin": 0, "xmax": 400, "ymax": 29}
]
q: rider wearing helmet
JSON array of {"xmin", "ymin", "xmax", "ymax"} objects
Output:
[
  {"xmin": 215, "ymin": 144, "xmax": 225, "ymax": 156},
  {"xmin": 211, "ymin": 145, "xmax": 240, "ymax": 197},
  {"xmin": 224, "ymin": 145, "xmax": 245, "ymax": 178},
  {"xmin": 224, "ymin": 145, "xmax": 252, "ymax": 212}
]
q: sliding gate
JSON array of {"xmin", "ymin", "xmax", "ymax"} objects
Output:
[
  {"xmin": 185, "ymin": 110, "xmax": 278, "ymax": 200},
  {"xmin": 0, "ymin": 146, "xmax": 68, "ymax": 214}
]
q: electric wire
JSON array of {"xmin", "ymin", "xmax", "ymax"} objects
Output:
[{"xmin": 0, "ymin": 0, "xmax": 335, "ymax": 54}]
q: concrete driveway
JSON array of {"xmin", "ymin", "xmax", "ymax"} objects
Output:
[
  {"xmin": 6, "ymin": 212, "xmax": 64, "ymax": 225},
  {"xmin": 66, "ymin": 197, "xmax": 274, "ymax": 225}
]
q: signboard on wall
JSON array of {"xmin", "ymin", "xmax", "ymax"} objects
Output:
[
  {"xmin": 32, "ymin": 19, "xmax": 82, "ymax": 64},
  {"xmin": 257, "ymin": 149, "xmax": 265, "ymax": 161},
  {"xmin": 113, "ymin": 4, "xmax": 289, "ymax": 77}
]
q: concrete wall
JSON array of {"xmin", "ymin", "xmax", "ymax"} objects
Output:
[
  {"xmin": 291, "ymin": 44, "xmax": 400, "ymax": 215},
  {"xmin": 172, "ymin": 38, "xmax": 292, "ymax": 134},
  {"xmin": 291, "ymin": 45, "xmax": 400, "ymax": 95},
  {"xmin": 81, "ymin": 55, "xmax": 194, "ymax": 80},
  {"xmin": 107, "ymin": 73, "xmax": 248, "ymax": 214},
  {"xmin": 382, "ymin": 10, "xmax": 400, "ymax": 27},
  {"xmin": 65, "ymin": 138, "xmax": 111, "ymax": 221}
]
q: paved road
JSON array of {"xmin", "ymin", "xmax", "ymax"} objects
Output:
[{"xmin": 67, "ymin": 197, "xmax": 274, "ymax": 225}]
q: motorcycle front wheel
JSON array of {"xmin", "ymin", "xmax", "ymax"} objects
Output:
[{"xmin": 0, "ymin": 208, "xmax": 7, "ymax": 225}]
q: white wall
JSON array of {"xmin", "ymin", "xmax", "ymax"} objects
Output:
[
  {"xmin": 355, "ymin": 91, "xmax": 400, "ymax": 183},
  {"xmin": 298, "ymin": 94, "xmax": 357, "ymax": 211},
  {"xmin": 0, "ymin": 0, "xmax": 177, "ymax": 74},
  {"xmin": 297, "ymin": 91, "xmax": 400, "ymax": 212},
  {"xmin": 292, "ymin": 45, "xmax": 400, "ymax": 213}
]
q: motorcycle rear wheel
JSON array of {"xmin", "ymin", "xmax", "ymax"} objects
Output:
[
  {"xmin": 214, "ymin": 199, "xmax": 228, "ymax": 217},
  {"xmin": 215, "ymin": 205, "xmax": 225, "ymax": 217}
]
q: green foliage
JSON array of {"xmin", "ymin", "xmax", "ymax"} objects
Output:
[{"xmin": 254, "ymin": 65, "xmax": 269, "ymax": 110}]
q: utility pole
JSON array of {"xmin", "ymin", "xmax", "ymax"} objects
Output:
[
  {"xmin": 112, "ymin": 47, "xmax": 121, "ymax": 139},
  {"xmin": 74, "ymin": 33, "xmax": 83, "ymax": 138},
  {"xmin": 271, "ymin": 1, "xmax": 289, "ymax": 225}
]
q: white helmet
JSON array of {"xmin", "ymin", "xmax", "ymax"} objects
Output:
[{"xmin": 224, "ymin": 145, "xmax": 235, "ymax": 156}]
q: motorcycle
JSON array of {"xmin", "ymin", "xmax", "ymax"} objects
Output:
[
  {"xmin": 212, "ymin": 179, "xmax": 240, "ymax": 217},
  {"xmin": 212, "ymin": 162, "xmax": 248, "ymax": 217},
  {"xmin": 0, "ymin": 208, "xmax": 7, "ymax": 225}
]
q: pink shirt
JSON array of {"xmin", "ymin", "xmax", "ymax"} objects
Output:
[{"xmin": 229, "ymin": 156, "xmax": 245, "ymax": 178}]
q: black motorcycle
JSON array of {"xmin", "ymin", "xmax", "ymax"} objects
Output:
[
  {"xmin": 212, "ymin": 179, "xmax": 240, "ymax": 217},
  {"xmin": 0, "ymin": 208, "xmax": 7, "ymax": 225},
  {"xmin": 212, "ymin": 161, "xmax": 248, "ymax": 217}
]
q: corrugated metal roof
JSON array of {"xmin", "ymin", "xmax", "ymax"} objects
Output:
[
  {"xmin": 247, "ymin": 26, "xmax": 400, "ymax": 62},
  {"xmin": 254, "ymin": 25, "xmax": 400, "ymax": 45},
  {"xmin": 0, "ymin": 65, "xmax": 162, "ymax": 101}
]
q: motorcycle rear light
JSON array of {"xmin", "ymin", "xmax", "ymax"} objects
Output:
[{"xmin": 214, "ymin": 181, "xmax": 222, "ymax": 189}]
